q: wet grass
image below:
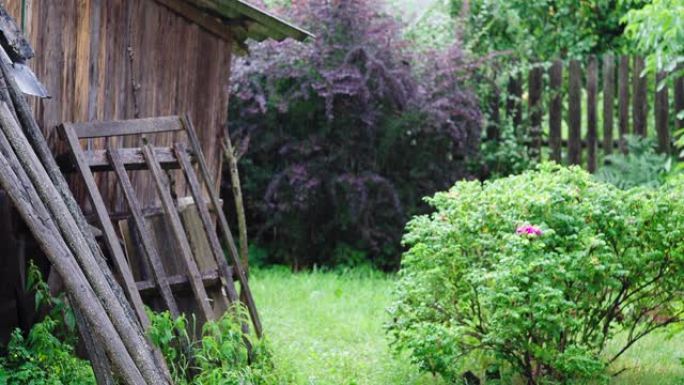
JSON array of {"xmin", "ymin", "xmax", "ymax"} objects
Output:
[{"xmin": 251, "ymin": 267, "xmax": 684, "ymax": 385}]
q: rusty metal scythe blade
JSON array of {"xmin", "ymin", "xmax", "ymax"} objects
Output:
[{"xmin": 0, "ymin": 45, "xmax": 48, "ymax": 98}]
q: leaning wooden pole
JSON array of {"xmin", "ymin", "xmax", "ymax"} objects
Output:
[
  {"xmin": 0, "ymin": 109, "xmax": 146, "ymax": 384},
  {"xmin": 222, "ymin": 134, "xmax": 249, "ymax": 270},
  {"xmin": 0, "ymin": 103, "xmax": 168, "ymax": 385}
]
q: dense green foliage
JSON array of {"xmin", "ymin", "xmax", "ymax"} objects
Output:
[
  {"xmin": 388, "ymin": 164, "xmax": 684, "ymax": 384},
  {"xmin": 595, "ymin": 135, "xmax": 672, "ymax": 189},
  {"xmin": 0, "ymin": 264, "xmax": 95, "ymax": 385},
  {"xmin": 148, "ymin": 309, "xmax": 284, "ymax": 385},
  {"xmin": 252, "ymin": 267, "xmax": 684, "ymax": 385},
  {"xmin": 624, "ymin": 0, "xmax": 684, "ymax": 77},
  {"xmin": 0, "ymin": 318, "xmax": 95, "ymax": 385},
  {"xmin": 452, "ymin": 0, "xmax": 648, "ymax": 60},
  {"xmin": 229, "ymin": 0, "xmax": 481, "ymax": 269}
]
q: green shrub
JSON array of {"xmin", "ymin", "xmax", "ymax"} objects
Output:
[
  {"xmin": 148, "ymin": 308, "xmax": 286, "ymax": 385},
  {"xmin": 388, "ymin": 163, "xmax": 684, "ymax": 384},
  {"xmin": 0, "ymin": 318, "xmax": 95, "ymax": 385},
  {"xmin": 595, "ymin": 135, "xmax": 672, "ymax": 189},
  {"xmin": 0, "ymin": 263, "xmax": 95, "ymax": 385}
]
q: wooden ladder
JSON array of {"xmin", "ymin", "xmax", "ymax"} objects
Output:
[{"xmin": 58, "ymin": 115, "xmax": 262, "ymax": 337}]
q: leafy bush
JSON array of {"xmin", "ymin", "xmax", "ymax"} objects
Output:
[
  {"xmin": 148, "ymin": 309, "xmax": 286, "ymax": 385},
  {"xmin": 388, "ymin": 164, "xmax": 684, "ymax": 384},
  {"xmin": 623, "ymin": 0, "xmax": 684, "ymax": 79},
  {"xmin": 476, "ymin": 117, "xmax": 533, "ymax": 178},
  {"xmin": 0, "ymin": 318, "xmax": 95, "ymax": 385},
  {"xmin": 453, "ymin": 0, "xmax": 649, "ymax": 61},
  {"xmin": 0, "ymin": 263, "xmax": 95, "ymax": 385},
  {"xmin": 228, "ymin": 0, "xmax": 481, "ymax": 270},
  {"xmin": 595, "ymin": 135, "xmax": 672, "ymax": 189}
]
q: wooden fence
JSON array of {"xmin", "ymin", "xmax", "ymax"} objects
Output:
[{"xmin": 488, "ymin": 55, "xmax": 684, "ymax": 172}]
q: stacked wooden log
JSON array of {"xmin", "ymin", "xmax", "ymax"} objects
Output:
[{"xmin": 0, "ymin": 53, "xmax": 172, "ymax": 384}]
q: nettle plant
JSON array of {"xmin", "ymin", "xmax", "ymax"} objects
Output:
[
  {"xmin": 147, "ymin": 309, "xmax": 284, "ymax": 385},
  {"xmin": 388, "ymin": 164, "xmax": 684, "ymax": 384}
]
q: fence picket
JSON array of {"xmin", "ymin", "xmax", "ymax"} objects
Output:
[
  {"xmin": 568, "ymin": 60, "xmax": 582, "ymax": 165},
  {"xmin": 655, "ymin": 72, "xmax": 670, "ymax": 154},
  {"xmin": 549, "ymin": 60, "xmax": 563, "ymax": 163},
  {"xmin": 528, "ymin": 66, "xmax": 543, "ymax": 161},
  {"xmin": 602, "ymin": 54, "xmax": 615, "ymax": 157},
  {"xmin": 506, "ymin": 74, "xmax": 523, "ymax": 132},
  {"xmin": 618, "ymin": 56, "xmax": 631, "ymax": 153},
  {"xmin": 632, "ymin": 56, "xmax": 648, "ymax": 136},
  {"xmin": 587, "ymin": 56, "xmax": 598, "ymax": 172}
]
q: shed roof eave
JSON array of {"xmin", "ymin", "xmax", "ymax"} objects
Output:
[{"xmin": 186, "ymin": 0, "xmax": 313, "ymax": 42}]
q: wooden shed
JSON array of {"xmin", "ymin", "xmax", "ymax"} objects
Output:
[{"xmin": 0, "ymin": 0, "xmax": 309, "ymax": 348}]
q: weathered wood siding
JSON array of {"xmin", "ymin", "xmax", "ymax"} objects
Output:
[{"xmin": 2, "ymin": 0, "xmax": 232, "ymax": 212}]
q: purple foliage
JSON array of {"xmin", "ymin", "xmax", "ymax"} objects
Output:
[{"xmin": 226, "ymin": 0, "xmax": 482, "ymax": 269}]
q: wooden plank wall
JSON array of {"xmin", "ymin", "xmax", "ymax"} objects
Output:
[
  {"xmin": 1, "ymin": 0, "xmax": 232, "ymax": 213},
  {"xmin": 493, "ymin": 55, "xmax": 684, "ymax": 172}
]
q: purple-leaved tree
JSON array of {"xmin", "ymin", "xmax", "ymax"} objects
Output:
[{"xmin": 226, "ymin": 0, "xmax": 481, "ymax": 270}]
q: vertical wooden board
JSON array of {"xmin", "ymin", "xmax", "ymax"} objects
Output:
[
  {"xmin": 527, "ymin": 66, "xmax": 543, "ymax": 161},
  {"xmin": 586, "ymin": 56, "xmax": 598, "ymax": 172},
  {"xmin": 110, "ymin": 0, "xmax": 129, "ymax": 213},
  {"xmin": 618, "ymin": 55, "xmax": 630, "ymax": 153},
  {"xmin": 192, "ymin": 30, "xmax": 221, "ymax": 185},
  {"xmin": 655, "ymin": 72, "xmax": 670, "ymax": 153},
  {"xmin": 567, "ymin": 60, "xmax": 582, "ymax": 165},
  {"xmin": 119, "ymin": 220, "xmax": 153, "ymax": 282},
  {"xmin": 38, "ymin": 1, "xmax": 64, "ymax": 141},
  {"xmin": 632, "ymin": 56, "xmax": 648, "ymax": 136},
  {"xmin": 179, "ymin": 204, "xmax": 229, "ymax": 316},
  {"xmin": 548, "ymin": 60, "xmax": 563, "ymax": 163},
  {"xmin": 208, "ymin": 38, "xmax": 232, "ymax": 190},
  {"xmin": 602, "ymin": 54, "xmax": 615, "ymax": 157},
  {"xmin": 506, "ymin": 73, "xmax": 523, "ymax": 131},
  {"xmin": 123, "ymin": 0, "xmax": 143, "ymax": 127},
  {"xmin": 62, "ymin": 1, "xmax": 78, "ymax": 124}
]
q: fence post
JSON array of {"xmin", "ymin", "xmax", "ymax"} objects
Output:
[
  {"xmin": 568, "ymin": 60, "xmax": 582, "ymax": 165},
  {"xmin": 618, "ymin": 56, "xmax": 630, "ymax": 153},
  {"xmin": 655, "ymin": 72, "xmax": 670, "ymax": 154},
  {"xmin": 632, "ymin": 56, "xmax": 648, "ymax": 136},
  {"xmin": 549, "ymin": 60, "xmax": 563, "ymax": 163},
  {"xmin": 602, "ymin": 54, "xmax": 615, "ymax": 157},
  {"xmin": 506, "ymin": 73, "xmax": 523, "ymax": 133},
  {"xmin": 528, "ymin": 66, "xmax": 543, "ymax": 161},
  {"xmin": 587, "ymin": 56, "xmax": 598, "ymax": 172}
]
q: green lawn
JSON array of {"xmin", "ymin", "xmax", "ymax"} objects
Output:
[{"xmin": 250, "ymin": 268, "xmax": 684, "ymax": 385}]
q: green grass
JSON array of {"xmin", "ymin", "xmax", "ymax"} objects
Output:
[{"xmin": 251, "ymin": 267, "xmax": 684, "ymax": 385}]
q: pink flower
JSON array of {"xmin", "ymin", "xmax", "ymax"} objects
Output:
[{"xmin": 516, "ymin": 224, "xmax": 543, "ymax": 236}]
